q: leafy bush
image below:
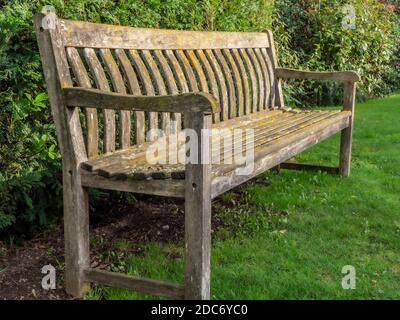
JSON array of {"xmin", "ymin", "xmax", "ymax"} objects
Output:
[
  {"xmin": 0, "ymin": 0, "xmax": 273, "ymax": 236},
  {"xmin": 274, "ymin": 0, "xmax": 400, "ymax": 106}
]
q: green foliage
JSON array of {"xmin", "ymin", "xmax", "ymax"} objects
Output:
[
  {"xmin": 0, "ymin": 0, "xmax": 398, "ymax": 237},
  {"xmin": 274, "ymin": 0, "xmax": 400, "ymax": 106},
  {"xmin": 0, "ymin": 0, "xmax": 273, "ymax": 236}
]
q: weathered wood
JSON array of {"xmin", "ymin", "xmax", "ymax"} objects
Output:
[
  {"xmin": 63, "ymin": 88, "xmax": 220, "ymax": 114},
  {"xmin": 84, "ymin": 268, "xmax": 184, "ymax": 299},
  {"xmin": 340, "ymin": 82, "xmax": 357, "ymax": 176},
  {"xmin": 34, "ymin": 12, "xmax": 89, "ymax": 297},
  {"xmin": 154, "ymin": 50, "xmax": 182, "ymax": 133},
  {"xmin": 276, "ymin": 68, "xmax": 360, "ymax": 82},
  {"xmin": 184, "ymin": 112, "xmax": 212, "ymax": 300},
  {"xmin": 204, "ymin": 49, "xmax": 229, "ymax": 121},
  {"xmin": 59, "ymin": 18, "xmax": 270, "ymax": 49},
  {"xmin": 212, "ymin": 114, "xmax": 350, "ymax": 198},
  {"xmin": 266, "ymin": 31, "xmax": 284, "ymax": 108},
  {"xmin": 115, "ymin": 49, "xmax": 145, "ymax": 145},
  {"xmin": 128, "ymin": 49, "xmax": 158, "ymax": 140},
  {"xmin": 84, "ymin": 48, "xmax": 116, "ymax": 153},
  {"xmin": 37, "ymin": 13, "xmax": 359, "ymax": 301},
  {"xmin": 246, "ymin": 48, "xmax": 265, "ymax": 111},
  {"xmin": 66, "ymin": 47, "xmax": 99, "ymax": 158},
  {"xmin": 80, "ymin": 169, "xmax": 185, "ymax": 197},
  {"xmin": 100, "ymin": 48, "xmax": 131, "ymax": 149},
  {"xmin": 280, "ymin": 162, "xmax": 340, "ymax": 174}
]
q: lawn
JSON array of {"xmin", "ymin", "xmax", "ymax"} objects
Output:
[{"xmin": 87, "ymin": 93, "xmax": 400, "ymax": 300}]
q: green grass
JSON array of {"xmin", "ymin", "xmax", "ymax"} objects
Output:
[{"xmin": 86, "ymin": 93, "xmax": 400, "ymax": 300}]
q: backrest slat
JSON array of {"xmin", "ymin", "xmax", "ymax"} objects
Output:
[
  {"xmin": 114, "ymin": 49, "xmax": 145, "ymax": 145},
  {"xmin": 175, "ymin": 51, "xmax": 199, "ymax": 92},
  {"xmin": 254, "ymin": 48, "xmax": 270, "ymax": 110},
  {"xmin": 222, "ymin": 49, "xmax": 244, "ymax": 117},
  {"xmin": 100, "ymin": 48, "xmax": 131, "ymax": 149},
  {"xmin": 128, "ymin": 49, "xmax": 158, "ymax": 141},
  {"xmin": 195, "ymin": 50, "xmax": 221, "ymax": 123},
  {"xmin": 141, "ymin": 50, "xmax": 171, "ymax": 135},
  {"xmin": 153, "ymin": 50, "xmax": 182, "ymax": 133},
  {"xmin": 246, "ymin": 48, "xmax": 265, "ymax": 112},
  {"xmin": 214, "ymin": 49, "xmax": 237, "ymax": 119},
  {"xmin": 232, "ymin": 49, "xmax": 251, "ymax": 116},
  {"xmin": 66, "ymin": 47, "xmax": 99, "ymax": 157},
  {"xmin": 239, "ymin": 48, "xmax": 258, "ymax": 113},
  {"xmin": 83, "ymin": 48, "xmax": 116, "ymax": 153},
  {"xmin": 204, "ymin": 50, "xmax": 229, "ymax": 121},
  {"xmin": 55, "ymin": 17, "xmax": 285, "ymax": 159}
]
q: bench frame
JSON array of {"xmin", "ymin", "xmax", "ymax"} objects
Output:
[{"xmin": 35, "ymin": 12, "xmax": 358, "ymax": 300}]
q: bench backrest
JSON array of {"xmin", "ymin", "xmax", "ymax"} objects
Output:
[{"xmin": 35, "ymin": 13, "xmax": 284, "ymax": 160}]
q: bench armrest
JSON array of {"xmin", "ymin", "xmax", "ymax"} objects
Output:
[
  {"xmin": 62, "ymin": 87, "xmax": 220, "ymax": 114},
  {"xmin": 275, "ymin": 68, "xmax": 360, "ymax": 82}
]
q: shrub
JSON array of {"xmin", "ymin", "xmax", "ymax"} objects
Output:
[
  {"xmin": 0, "ymin": 0, "xmax": 274, "ymax": 236},
  {"xmin": 274, "ymin": 0, "xmax": 400, "ymax": 106}
]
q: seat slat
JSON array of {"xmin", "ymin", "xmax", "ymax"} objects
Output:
[
  {"xmin": 84, "ymin": 48, "xmax": 116, "ymax": 153},
  {"xmin": 81, "ymin": 110, "xmax": 350, "ymax": 180},
  {"xmin": 66, "ymin": 47, "xmax": 99, "ymax": 157}
]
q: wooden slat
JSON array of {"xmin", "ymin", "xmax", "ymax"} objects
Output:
[
  {"xmin": 128, "ymin": 50, "xmax": 158, "ymax": 140},
  {"xmin": 185, "ymin": 50, "xmax": 209, "ymax": 93},
  {"xmin": 261, "ymin": 48, "xmax": 275, "ymax": 107},
  {"xmin": 84, "ymin": 48, "xmax": 116, "ymax": 153},
  {"xmin": 204, "ymin": 49, "xmax": 229, "ymax": 121},
  {"xmin": 211, "ymin": 114, "xmax": 350, "ymax": 198},
  {"xmin": 246, "ymin": 48, "xmax": 265, "ymax": 111},
  {"xmin": 115, "ymin": 49, "xmax": 145, "ymax": 145},
  {"xmin": 66, "ymin": 47, "xmax": 99, "ymax": 157},
  {"xmin": 154, "ymin": 50, "xmax": 181, "ymax": 133},
  {"xmin": 84, "ymin": 268, "xmax": 184, "ymax": 299},
  {"xmin": 239, "ymin": 49, "xmax": 258, "ymax": 113},
  {"xmin": 100, "ymin": 48, "xmax": 131, "ymax": 149},
  {"xmin": 195, "ymin": 50, "xmax": 221, "ymax": 123},
  {"xmin": 231, "ymin": 49, "xmax": 250, "ymax": 116},
  {"xmin": 213, "ymin": 49, "xmax": 237, "ymax": 119},
  {"xmin": 266, "ymin": 31, "xmax": 284, "ymax": 108},
  {"xmin": 141, "ymin": 50, "xmax": 171, "ymax": 135},
  {"xmin": 280, "ymin": 162, "xmax": 340, "ymax": 174},
  {"xmin": 80, "ymin": 169, "xmax": 185, "ymax": 197},
  {"xmin": 254, "ymin": 48, "xmax": 271, "ymax": 109},
  {"xmin": 222, "ymin": 49, "xmax": 244, "ymax": 117},
  {"xmin": 174, "ymin": 50, "xmax": 199, "ymax": 92},
  {"xmin": 60, "ymin": 18, "xmax": 270, "ymax": 49}
]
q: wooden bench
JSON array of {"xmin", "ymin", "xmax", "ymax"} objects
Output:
[{"xmin": 35, "ymin": 12, "xmax": 359, "ymax": 300}]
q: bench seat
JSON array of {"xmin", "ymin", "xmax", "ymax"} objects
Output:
[{"xmin": 80, "ymin": 109, "xmax": 350, "ymax": 198}]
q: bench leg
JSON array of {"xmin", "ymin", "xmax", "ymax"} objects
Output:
[
  {"xmin": 184, "ymin": 112, "xmax": 212, "ymax": 300},
  {"xmin": 339, "ymin": 81, "xmax": 356, "ymax": 177},
  {"xmin": 339, "ymin": 126, "xmax": 353, "ymax": 177},
  {"xmin": 63, "ymin": 169, "xmax": 90, "ymax": 297}
]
